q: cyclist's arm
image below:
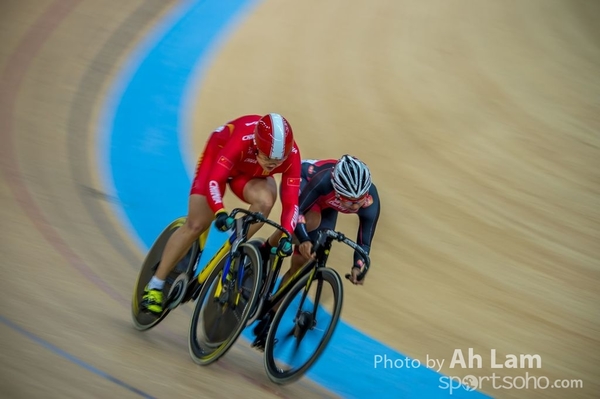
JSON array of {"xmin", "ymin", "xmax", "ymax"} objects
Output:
[
  {"xmin": 294, "ymin": 170, "xmax": 330, "ymax": 243},
  {"xmin": 278, "ymin": 148, "xmax": 302, "ymax": 235},
  {"xmin": 354, "ymin": 184, "xmax": 381, "ymax": 266},
  {"xmin": 205, "ymin": 141, "xmax": 243, "ymax": 215}
]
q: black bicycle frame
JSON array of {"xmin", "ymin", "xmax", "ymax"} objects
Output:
[{"xmin": 255, "ymin": 229, "xmax": 337, "ymax": 320}]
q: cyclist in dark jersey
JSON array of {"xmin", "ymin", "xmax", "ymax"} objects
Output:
[
  {"xmin": 291, "ymin": 154, "xmax": 380, "ymax": 285},
  {"xmin": 251, "ymin": 154, "xmax": 380, "ymax": 350}
]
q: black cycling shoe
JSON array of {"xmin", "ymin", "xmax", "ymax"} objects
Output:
[
  {"xmin": 251, "ymin": 334, "xmax": 267, "ymax": 352},
  {"xmin": 251, "ymin": 311, "xmax": 274, "ymax": 351}
]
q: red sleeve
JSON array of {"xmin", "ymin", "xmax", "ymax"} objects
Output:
[
  {"xmin": 205, "ymin": 138, "xmax": 244, "ymax": 215},
  {"xmin": 279, "ymin": 145, "xmax": 302, "ymax": 235}
]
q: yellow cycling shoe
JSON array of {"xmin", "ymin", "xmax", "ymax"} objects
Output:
[{"xmin": 141, "ymin": 285, "xmax": 163, "ymax": 315}]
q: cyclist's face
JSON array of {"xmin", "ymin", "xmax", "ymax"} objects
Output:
[
  {"xmin": 337, "ymin": 194, "xmax": 367, "ymax": 211},
  {"xmin": 257, "ymin": 151, "xmax": 285, "ymax": 172}
]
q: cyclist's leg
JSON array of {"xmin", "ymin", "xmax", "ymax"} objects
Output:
[
  {"xmin": 153, "ymin": 195, "xmax": 214, "ymax": 281},
  {"xmin": 142, "ymin": 135, "xmax": 223, "ymax": 314},
  {"xmin": 156, "ymin": 138, "xmax": 223, "ymax": 280},
  {"xmin": 229, "ymin": 175, "xmax": 278, "ymax": 241},
  {"xmin": 142, "ymin": 199, "xmax": 214, "ymax": 313}
]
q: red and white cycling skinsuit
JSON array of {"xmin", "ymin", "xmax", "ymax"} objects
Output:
[{"xmin": 191, "ymin": 114, "xmax": 301, "ymax": 234}]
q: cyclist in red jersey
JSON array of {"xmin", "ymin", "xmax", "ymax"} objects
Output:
[
  {"xmin": 141, "ymin": 113, "xmax": 301, "ymax": 315},
  {"xmin": 251, "ymin": 154, "xmax": 380, "ymax": 350}
]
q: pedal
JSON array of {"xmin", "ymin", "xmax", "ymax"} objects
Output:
[{"xmin": 139, "ymin": 306, "xmax": 162, "ymax": 317}]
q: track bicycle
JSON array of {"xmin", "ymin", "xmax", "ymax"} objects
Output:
[
  {"xmin": 131, "ymin": 208, "xmax": 277, "ymax": 338},
  {"xmin": 186, "ymin": 209, "xmax": 293, "ymax": 365},
  {"xmin": 250, "ymin": 228, "xmax": 370, "ymax": 384}
]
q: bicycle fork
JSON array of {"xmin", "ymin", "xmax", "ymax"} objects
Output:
[
  {"xmin": 293, "ymin": 268, "xmax": 320, "ymax": 334},
  {"xmin": 246, "ymin": 252, "xmax": 284, "ymax": 325},
  {"xmin": 214, "ymin": 252, "xmax": 249, "ymax": 310},
  {"xmin": 214, "ymin": 217, "xmax": 252, "ymax": 309},
  {"xmin": 292, "ymin": 242, "xmax": 333, "ymax": 334}
]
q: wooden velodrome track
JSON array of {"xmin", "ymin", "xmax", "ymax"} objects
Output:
[{"xmin": 1, "ymin": 0, "xmax": 599, "ymax": 398}]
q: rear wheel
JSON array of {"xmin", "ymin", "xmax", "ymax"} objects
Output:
[
  {"xmin": 188, "ymin": 243, "xmax": 262, "ymax": 365},
  {"xmin": 131, "ymin": 218, "xmax": 199, "ymax": 331},
  {"xmin": 264, "ymin": 267, "xmax": 344, "ymax": 384}
]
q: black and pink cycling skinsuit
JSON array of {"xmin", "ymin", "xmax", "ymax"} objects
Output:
[{"xmin": 293, "ymin": 159, "xmax": 381, "ymax": 267}]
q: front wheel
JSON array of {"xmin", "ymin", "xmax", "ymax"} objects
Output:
[
  {"xmin": 264, "ymin": 267, "xmax": 344, "ymax": 385},
  {"xmin": 188, "ymin": 243, "xmax": 262, "ymax": 365}
]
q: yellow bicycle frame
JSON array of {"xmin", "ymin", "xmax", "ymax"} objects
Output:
[
  {"xmin": 195, "ymin": 228, "xmax": 232, "ymax": 286},
  {"xmin": 165, "ymin": 217, "xmax": 232, "ymax": 286}
]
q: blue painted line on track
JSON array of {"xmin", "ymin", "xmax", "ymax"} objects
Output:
[
  {"xmin": 100, "ymin": 0, "xmax": 493, "ymax": 398},
  {"xmin": 0, "ymin": 315, "xmax": 156, "ymax": 398}
]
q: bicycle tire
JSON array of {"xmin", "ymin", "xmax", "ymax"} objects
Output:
[
  {"xmin": 188, "ymin": 242, "xmax": 262, "ymax": 366},
  {"xmin": 131, "ymin": 218, "xmax": 197, "ymax": 331},
  {"xmin": 263, "ymin": 267, "xmax": 344, "ymax": 385}
]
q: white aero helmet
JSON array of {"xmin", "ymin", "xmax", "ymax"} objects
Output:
[{"xmin": 332, "ymin": 155, "xmax": 372, "ymax": 199}]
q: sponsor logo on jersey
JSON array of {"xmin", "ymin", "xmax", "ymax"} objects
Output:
[
  {"xmin": 291, "ymin": 205, "xmax": 299, "ymax": 230},
  {"xmin": 243, "ymin": 157, "xmax": 257, "ymax": 163},
  {"xmin": 327, "ymin": 199, "xmax": 342, "ymax": 208},
  {"xmin": 208, "ymin": 180, "xmax": 222, "ymax": 204},
  {"xmin": 287, "ymin": 177, "xmax": 301, "ymax": 187},
  {"xmin": 242, "ymin": 134, "xmax": 254, "ymax": 141},
  {"xmin": 217, "ymin": 156, "xmax": 234, "ymax": 170},
  {"xmin": 327, "ymin": 198, "xmax": 358, "ymax": 213}
]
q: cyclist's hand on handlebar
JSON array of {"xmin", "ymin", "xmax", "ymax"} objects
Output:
[
  {"xmin": 214, "ymin": 210, "xmax": 233, "ymax": 232},
  {"xmin": 276, "ymin": 234, "xmax": 293, "ymax": 257},
  {"xmin": 298, "ymin": 241, "xmax": 315, "ymax": 259},
  {"xmin": 348, "ymin": 260, "xmax": 367, "ymax": 285}
]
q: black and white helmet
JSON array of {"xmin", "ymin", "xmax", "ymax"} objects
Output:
[{"xmin": 331, "ymin": 155, "xmax": 372, "ymax": 199}]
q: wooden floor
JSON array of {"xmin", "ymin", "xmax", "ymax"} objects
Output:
[{"xmin": 1, "ymin": 0, "xmax": 599, "ymax": 398}]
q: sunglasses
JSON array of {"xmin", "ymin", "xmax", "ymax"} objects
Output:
[{"xmin": 337, "ymin": 193, "xmax": 367, "ymax": 205}]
